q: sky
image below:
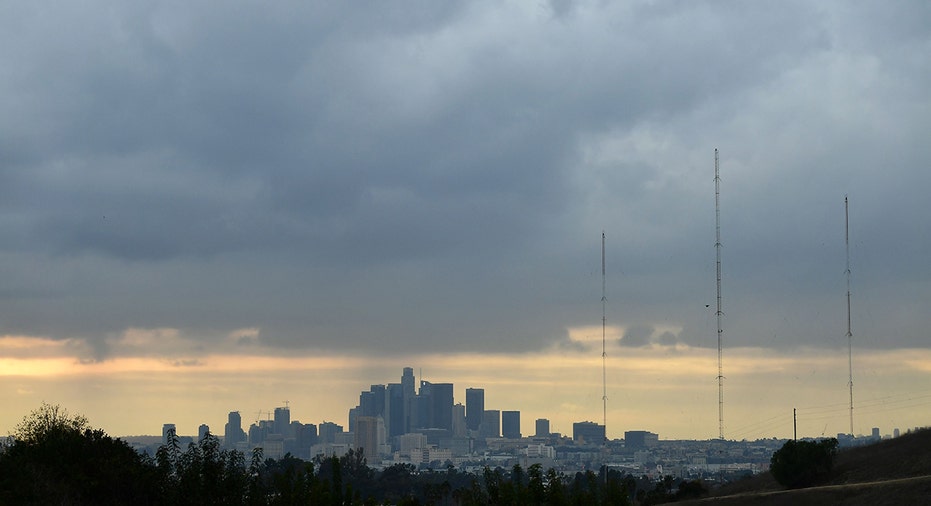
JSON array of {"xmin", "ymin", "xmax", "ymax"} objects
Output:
[{"xmin": 1, "ymin": 1, "xmax": 930, "ymax": 441}]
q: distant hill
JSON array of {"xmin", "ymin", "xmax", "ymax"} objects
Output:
[
  {"xmin": 681, "ymin": 428, "xmax": 931, "ymax": 505},
  {"xmin": 118, "ymin": 435, "xmax": 163, "ymax": 446}
]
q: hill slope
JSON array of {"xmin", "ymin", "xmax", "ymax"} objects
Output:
[{"xmin": 682, "ymin": 428, "xmax": 931, "ymax": 506}]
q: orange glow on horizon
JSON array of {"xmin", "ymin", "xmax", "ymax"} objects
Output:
[{"xmin": 2, "ymin": 332, "xmax": 930, "ymax": 440}]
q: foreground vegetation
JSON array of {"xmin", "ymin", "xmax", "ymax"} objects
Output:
[
  {"xmin": 769, "ymin": 438, "xmax": 838, "ymax": 488},
  {"xmin": 683, "ymin": 428, "xmax": 931, "ymax": 506},
  {"xmin": 0, "ymin": 404, "xmax": 707, "ymax": 505}
]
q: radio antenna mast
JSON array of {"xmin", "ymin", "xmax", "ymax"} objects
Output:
[
  {"xmin": 715, "ymin": 149, "xmax": 725, "ymax": 440},
  {"xmin": 845, "ymin": 195, "xmax": 854, "ymax": 435},
  {"xmin": 602, "ymin": 231, "xmax": 607, "ymax": 446}
]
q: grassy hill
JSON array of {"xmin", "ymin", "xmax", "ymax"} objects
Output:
[{"xmin": 680, "ymin": 428, "xmax": 931, "ymax": 505}]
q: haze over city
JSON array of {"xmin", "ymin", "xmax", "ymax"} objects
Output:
[{"xmin": 1, "ymin": 1, "xmax": 930, "ymax": 441}]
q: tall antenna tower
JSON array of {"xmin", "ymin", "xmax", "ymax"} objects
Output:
[
  {"xmin": 845, "ymin": 195, "xmax": 854, "ymax": 435},
  {"xmin": 602, "ymin": 231, "xmax": 607, "ymax": 445},
  {"xmin": 714, "ymin": 149, "xmax": 725, "ymax": 440}
]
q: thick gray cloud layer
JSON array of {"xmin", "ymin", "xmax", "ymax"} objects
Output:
[{"xmin": 1, "ymin": 1, "xmax": 928, "ymax": 359}]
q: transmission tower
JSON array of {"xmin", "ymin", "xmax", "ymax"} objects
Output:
[
  {"xmin": 602, "ymin": 231, "xmax": 607, "ymax": 446},
  {"xmin": 714, "ymin": 149, "xmax": 725, "ymax": 440},
  {"xmin": 845, "ymin": 195, "xmax": 854, "ymax": 435}
]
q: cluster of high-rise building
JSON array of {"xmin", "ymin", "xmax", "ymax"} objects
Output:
[
  {"xmin": 156, "ymin": 366, "xmax": 905, "ymax": 477},
  {"xmin": 162, "ymin": 367, "xmax": 608, "ymax": 465},
  {"xmin": 151, "ymin": 365, "xmax": 913, "ymax": 480},
  {"xmin": 345, "ymin": 368, "xmax": 534, "ymax": 459}
]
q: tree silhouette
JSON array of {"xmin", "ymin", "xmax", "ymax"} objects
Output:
[
  {"xmin": 0, "ymin": 403, "xmax": 158, "ymax": 505},
  {"xmin": 770, "ymin": 438, "xmax": 839, "ymax": 489},
  {"xmin": 2, "ymin": 404, "xmax": 652, "ymax": 505}
]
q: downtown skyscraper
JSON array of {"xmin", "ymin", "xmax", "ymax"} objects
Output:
[{"xmin": 466, "ymin": 388, "xmax": 484, "ymax": 433}]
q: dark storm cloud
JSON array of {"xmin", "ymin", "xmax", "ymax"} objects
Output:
[
  {"xmin": 620, "ymin": 326, "xmax": 652, "ymax": 348},
  {"xmin": 618, "ymin": 326, "xmax": 682, "ymax": 348},
  {"xmin": 0, "ymin": 1, "xmax": 929, "ymax": 358}
]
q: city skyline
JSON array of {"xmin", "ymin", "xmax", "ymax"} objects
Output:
[
  {"xmin": 13, "ymin": 350, "xmax": 923, "ymax": 442},
  {"xmin": 2, "ymin": 2, "xmax": 930, "ymax": 441}
]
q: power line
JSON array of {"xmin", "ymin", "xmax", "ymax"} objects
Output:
[{"xmin": 730, "ymin": 392, "xmax": 931, "ymax": 439}]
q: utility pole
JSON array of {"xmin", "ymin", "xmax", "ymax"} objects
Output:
[{"xmin": 793, "ymin": 408, "xmax": 797, "ymax": 441}]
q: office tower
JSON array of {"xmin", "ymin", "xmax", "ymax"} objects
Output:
[
  {"xmin": 417, "ymin": 380, "xmax": 435, "ymax": 429},
  {"xmin": 354, "ymin": 416, "xmax": 380, "ymax": 459},
  {"xmin": 502, "ymin": 411, "xmax": 521, "ymax": 439},
  {"xmin": 273, "ymin": 406, "xmax": 291, "ymax": 437},
  {"xmin": 385, "ymin": 383, "xmax": 406, "ymax": 438},
  {"xmin": 410, "ymin": 394, "xmax": 430, "ymax": 430},
  {"xmin": 481, "ymin": 410, "xmax": 500, "ymax": 438},
  {"xmin": 431, "ymin": 382, "xmax": 454, "ymax": 431},
  {"xmin": 401, "ymin": 367, "xmax": 416, "ymax": 398},
  {"xmin": 401, "ymin": 367, "xmax": 416, "ymax": 432},
  {"xmin": 198, "ymin": 424, "xmax": 210, "ymax": 441},
  {"xmin": 572, "ymin": 421, "xmax": 605, "ymax": 445},
  {"xmin": 162, "ymin": 423, "xmax": 177, "ymax": 446},
  {"xmin": 354, "ymin": 416, "xmax": 386, "ymax": 459},
  {"xmin": 399, "ymin": 433, "xmax": 427, "ymax": 454},
  {"xmin": 624, "ymin": 431, "xmax": 659, "ymax": 449},
  {"xmin": 348, "ymin": 406, "xmax": 361, "ymax": 433},
  {"xmin": 465, "ymin": 388, "xmax": 485, "ymax": 432},
  {"xmin": 371, "ymin": 384, "xmax": 386, "ymax": 418},
  {"xmin": 416, "ymin": 380, "xmax": 454, "ymax": 431},
  {"xmin": 225, "ymin": 411, "xmax": 246, "ymax": 448},
  {"xmin": 360, "ymin": 384, "xmax": 386, "ymax": 418},
  {"xmin": 360, "ymin": 390, "xmax": 375, "ymax": 416},
  {"xmin": 535, "ymin": 418, "xmax": 550, "ymax": 437},
  {"xmin": 295, "ymin": 422, "xmax": 317, "ymax": 445},
  {"xmin": 263, "ymin": 434, "xmax": 286, "ymax": 460},
  {"xmin": 249, "ymin": 422, "xmax": 270, "ymax": 446},
  {"xmin": 452, "ymin": 403, "xmax": 467, "ymax": 437},
  {"xmin": 292, "ymin": 422, "xmax": 317, "ymax": 459},
  {"xmin": 318, "ymin": 421, "xmax": 343, "ymax": 444}
]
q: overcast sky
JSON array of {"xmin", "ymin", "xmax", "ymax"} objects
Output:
[{"xmin": 1, "ymin": 1, "xmax": 929, "ymax": 439}]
